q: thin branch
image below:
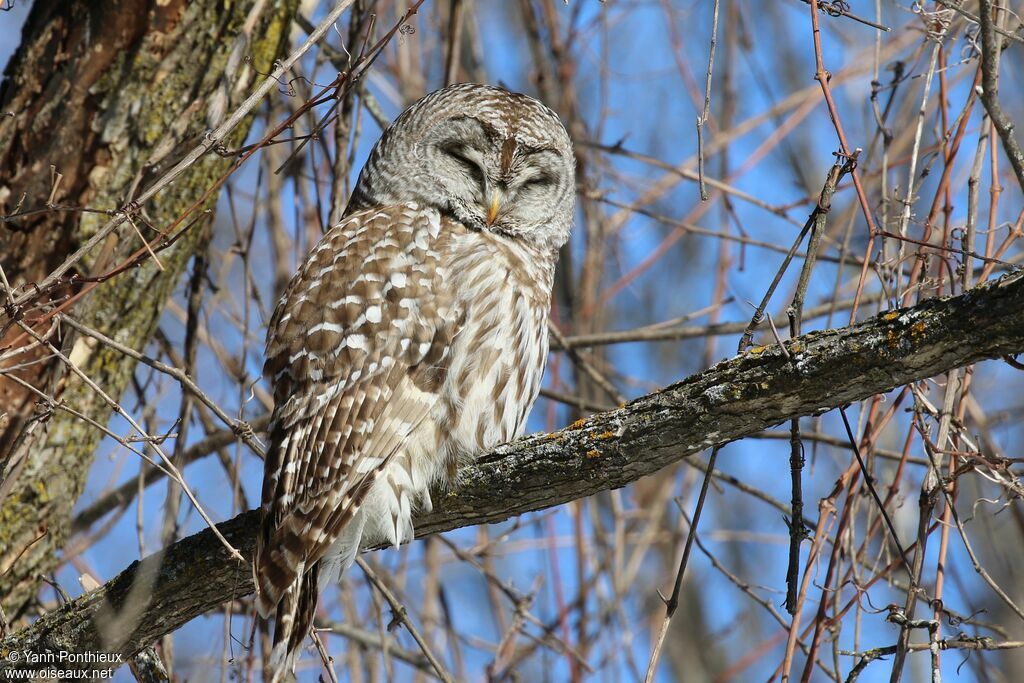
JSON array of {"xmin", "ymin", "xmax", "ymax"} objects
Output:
[
  {"xmin": 2, "ymin": 0, "xmax": 360, "ymax": 312},
  {"xmin": 978, "ymin": 0, "xmax": 1024, "ymax": 194},
  {"xmin": 695, "ymin": 0, "xmax": 720, "ymax": 201},
  {"xmin": 643, "ymin": 446, "xmax": 721, "ymax": 682},
  {"xmin": 356, "ymin": 559, "xmax": 455, "ymax": 683}
]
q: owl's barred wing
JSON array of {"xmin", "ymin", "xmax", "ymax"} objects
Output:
[{"xmin": 255, "ymin": 204, "xmax": 461, "ymax": 617}]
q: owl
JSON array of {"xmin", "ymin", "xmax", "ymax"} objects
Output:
[{"xmin": 254, "ymin": 83, "xmax": 575, "ymax": 679}]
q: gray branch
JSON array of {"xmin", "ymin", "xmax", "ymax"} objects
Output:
[
  {"xmin": 3, "ymin": 270, "xmax": 1024, "ymax": 675},
  {"xmin": 978, "ymin": 0, "xmax": 1024, "ymax": 194}
]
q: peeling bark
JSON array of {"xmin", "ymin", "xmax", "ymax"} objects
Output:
[{"xmin": 3, "ymin": 270, "xmax": 1022, "ymax": 675}]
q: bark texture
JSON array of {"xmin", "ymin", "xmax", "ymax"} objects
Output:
[
  {"xmin": 2, "ymin": 269, "xmax": 1022, "ymax": 675},
  {"xmin": 0, "ymin": 0, "xmax": 297, "ymax": 618}
]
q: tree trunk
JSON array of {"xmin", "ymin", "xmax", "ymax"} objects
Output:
[{"xmin": 0, "ymin": 0, "xmax": 297, "ymax": 619}]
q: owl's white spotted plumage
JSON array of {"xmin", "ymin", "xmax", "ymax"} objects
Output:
[{"xmin": 254, "ymin": 83, "xmax": 575, "ymax": 679}]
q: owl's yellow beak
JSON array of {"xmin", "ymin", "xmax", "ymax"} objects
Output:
[{"xmin": 486, "ymin": 193, "xmax": 502, "ymax": 226}]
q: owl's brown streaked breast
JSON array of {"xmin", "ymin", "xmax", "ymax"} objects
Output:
[{"xmin": 430, "ymin": 222, "xmax": 556, "ymax": 481}]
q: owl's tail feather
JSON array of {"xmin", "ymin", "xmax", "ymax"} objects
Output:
[
  {"xmin": 255, "ymin": 509, "xmax": 319, "ymax": 682},
  {"xmin": 255, "ymin": 512, "xmax": 311, "ymax": 619},
  {"xmin": 265, "ymin": 563, "xmax": 320, "ymax": 683}
]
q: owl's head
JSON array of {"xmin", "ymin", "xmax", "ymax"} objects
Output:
[{"xmin": 348, "ymin": 83, "xmax": 576, "ymax": 252}]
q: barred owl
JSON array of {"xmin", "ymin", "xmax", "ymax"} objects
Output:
[{"xmin": 254, "ymin": 83, "xmax": 575, "ymax": 679}]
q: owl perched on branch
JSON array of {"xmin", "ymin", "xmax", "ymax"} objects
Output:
[{"xmin": 254, "ymin": 83, "xmax": 575, "ymax": 679}]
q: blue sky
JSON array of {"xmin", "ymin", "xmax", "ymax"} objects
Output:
[{"xmin": 3, "ymin": 1, "xmax": 1023, "ymax": 681}]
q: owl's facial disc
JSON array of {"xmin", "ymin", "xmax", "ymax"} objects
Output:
[
  {"xmin": 429, "ymin": 117, "xmax": 573, "ymax": 243},
  {"xmin": 346, "ymin": 84, "xmax": 575, "ymax": 251}
]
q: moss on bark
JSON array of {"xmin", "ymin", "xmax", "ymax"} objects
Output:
[{"xmin": 0, "ymin": 0, "xmax": 298, "ymax": 618}]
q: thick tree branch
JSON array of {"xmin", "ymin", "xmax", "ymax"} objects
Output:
[{"xmin": 3, "ymin": 270, "xmax": 1024, "ymax": 673}]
